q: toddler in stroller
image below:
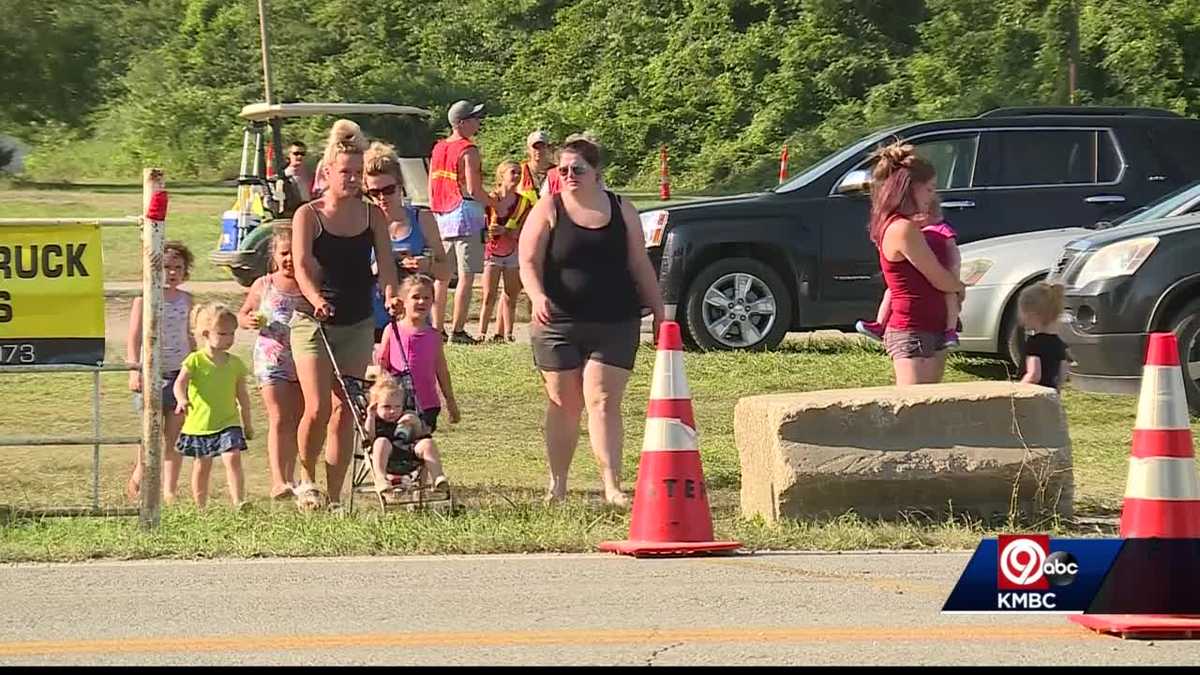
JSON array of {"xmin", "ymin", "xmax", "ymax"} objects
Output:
[{"xmin": 363, "ymin": 373, "xmax": 449, "ymax": 507}]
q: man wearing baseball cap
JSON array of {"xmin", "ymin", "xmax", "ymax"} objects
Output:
[
  {"xmin": 428, "ymin": 100, "xmax": 493, "ymax": 344},
  {"xmin": 517, "ymin": 130, "xmax": 553, "ymax": 201}
]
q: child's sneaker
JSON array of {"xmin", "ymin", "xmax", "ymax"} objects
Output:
[
  {"xmin": 854, "ymin": 320, "xmax": 884, "ymax": 342},
  {"xmin": 943, "ymin": 329, "xmax": 960, "ymax": 349}
]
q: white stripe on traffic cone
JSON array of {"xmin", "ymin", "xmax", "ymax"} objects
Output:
[
  {"xmin": 1135, "ymin": 365, "xmax": 1192, "ymax": 431},
  {"xmin": 642, "ymin": 417, "xmax": 699, "ymax": 453},
  {"xmin": 650, "ymin": 350, "xmax": 690, "ymax": 400},
  {"xmin": 1125, "ymin": 458, "xmax": 1200, "ymax": 500}
]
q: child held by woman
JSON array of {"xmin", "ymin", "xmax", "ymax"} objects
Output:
[{"xmin": 857, "ymin": 208, "xmax": 963, "ymax": 349}]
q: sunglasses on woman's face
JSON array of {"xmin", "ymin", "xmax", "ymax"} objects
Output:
[
  {"xmin": 557, "ymin": 164, "xmax": 589, "ymax": 177},
  {"xmin": 290, "ymin": 151, "xmax": 306, "ymax": 157},
  {"xmin": 364, "ymin": 184, "xmax": 399, "ymax": 199}
]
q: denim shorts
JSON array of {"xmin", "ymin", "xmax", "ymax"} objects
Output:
[
  {"xmin": 176, "ymin": 426, "xmax": 247, "ymax": 459},
  {"xmin": 132, "ymin": 370, "xmax": 180, "ymax": 415},
  {"xmin": 883, "ymin": 329, "xmax": 945, "ymax": 360}
]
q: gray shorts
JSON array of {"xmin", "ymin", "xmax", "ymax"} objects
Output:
[
  {"xmin": 444, "ymin": 235, "xmax": 484, "ymax": 277},
  {"xmin": 883, "ymin": 329, "xmax": 945, "ymax": 360},
  {"xmin": 531, "ymin": 319, "xmax": 641, "ymax": 372}
]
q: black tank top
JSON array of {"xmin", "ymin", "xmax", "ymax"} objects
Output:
[
  {"xmin": 543, "ymin": 191, "xmax": 641, "ymax": 322},
  {"xmin": 298, "ymin": 204, "xmax": 375, "ymax": 326}
]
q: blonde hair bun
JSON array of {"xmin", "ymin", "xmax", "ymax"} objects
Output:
[{"xmin": 322, "ymin": 119, "xmax": 369, "ymax": 165}]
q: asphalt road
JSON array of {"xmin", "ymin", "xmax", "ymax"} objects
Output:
[{"xmin": 1, "ymin": 551, "xmax": 1196, "ymax": 665}]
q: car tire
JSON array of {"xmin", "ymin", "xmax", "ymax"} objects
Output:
[
  {"xmin": 232, "ymin": 236, "xmax": 271, "ymax": 288},
  {"xmin": 231, "ymin": 267, "xmax": 260, "ymax": 288},
  {"xmin": 1167, "ymin": 299, "xmax": 1200, "ymax": 415},
  {"xmin": 1001, "ymin": 298, "xmax": 1029, "ymax": 371},
  {"xmin": 684, "ymin": 257, "xmax": 792, "ymax": 352}
]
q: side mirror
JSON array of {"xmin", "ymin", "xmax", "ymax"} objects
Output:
[{"xmin": 835, "ymin": 169, "xmax": 872, "ymax": 196}]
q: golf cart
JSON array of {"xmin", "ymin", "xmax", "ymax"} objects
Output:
[{"xmin": 210, "ymin": 102, "xmax": 435, "ymax": 287}]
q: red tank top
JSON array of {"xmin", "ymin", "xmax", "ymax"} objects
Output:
[
  {"xmin": 879, "ymin": 217, "xmax": 949, "ymax": 333},
  {"xmin": 545, "ymin": 168, "xmax": 562, "ymax": 195},
  {"xmin": 429, "ymin": 137, "xmax": 475, "ymax": 213}
]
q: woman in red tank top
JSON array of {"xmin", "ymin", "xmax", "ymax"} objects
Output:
[{"xmin": 868, "ymin": 143, "xmax": 966, "ymax": 385}]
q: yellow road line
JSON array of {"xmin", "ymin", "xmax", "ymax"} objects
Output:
[{"xmin": 0, "ymin": 626, "xmax": 1092, "ymax": 657}]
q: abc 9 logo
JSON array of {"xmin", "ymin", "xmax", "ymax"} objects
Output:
[{"xmin": 999, "ymin": 539, "xmax": 1078, "ymax": 587}]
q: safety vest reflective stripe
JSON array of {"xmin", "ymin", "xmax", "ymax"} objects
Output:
[
  {"xmin": 431, "ymin": 169, "xmax": 458, "ymax": 180},
  {"xmin": 505, "ymin": 195, "xmax": 533, "ymax": 229}
]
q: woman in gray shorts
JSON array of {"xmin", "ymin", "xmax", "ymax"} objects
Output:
[
  {"xmin": 868, "ymin": 143, "xmax": 965, "ymax": 385},
  {"xmin": 518, "ymin": 137, "xmax": 665, "ymax": 506}
]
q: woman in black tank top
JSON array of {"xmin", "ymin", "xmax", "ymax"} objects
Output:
[
  {"xmin": 518, "ymin": 136, "xmax": 665, "ymax": 506},
  {"xmin": 289, "ymin": 119, "xmax": 402, "ymax": 511}
]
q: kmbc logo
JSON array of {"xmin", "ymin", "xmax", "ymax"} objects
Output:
[{"xmin": 997, "ymin": 535, "xmax": 1078, "ymax": 591}]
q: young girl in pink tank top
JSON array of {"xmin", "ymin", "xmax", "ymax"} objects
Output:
[{"xmin": 375, "ymin": 275, "xmax": 461, "ymax": 435}]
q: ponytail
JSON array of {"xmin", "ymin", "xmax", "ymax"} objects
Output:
[
  {"xmin": 867, "ymin": 140, "xmax": 938, "ymax": 245},
  {"xmin": 322, "ymin": 119, "xmax": 368, "ymax": 168}
]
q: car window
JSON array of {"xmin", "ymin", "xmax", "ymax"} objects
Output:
[
  {"xmin": 840, "ymin": 132, "xmax": 979, "ymax": 192},
  {"xmin": 1112, "ymin": 180, "xmax": 1200, "ymax": 226},
  {"xmin": 398, "ymin": 157, "xmax": 430, "ymax": 206},
  {"xmin": 912, "ymin": 134, "xmax": 978, "ymax": 190},
  {"xmin": 1097, "ymin": 132, "xmax": 1121, "ymax": 183},
  {"xmin": 777, "ymin": 124, "xmax": 907, "ymax": 193},
  {"xmin": 977, "ymin": 129, "xmax": 1118, "ymax": 187}
]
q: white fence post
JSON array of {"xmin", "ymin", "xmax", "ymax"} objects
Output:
[{"xmin": 139, "ymin": 169, "xmax": 166, "ymax": 530}]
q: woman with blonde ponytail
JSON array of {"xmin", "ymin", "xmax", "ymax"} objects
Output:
[{"xmin": 288, "ymin": 119, "xmax": 402, "ymax": 511}]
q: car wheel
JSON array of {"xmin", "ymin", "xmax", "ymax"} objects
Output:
[
  {"xmin": 231, "ymin": 267, "xmax": 260, "ymax": 288},
  {"xmin": 684, "ymin": 257, "xmax": 792, "ymax": 351},
  {"xmin": 231, "ymin": 236, "xmax": 270, "ymax": 288},
  {"xmin": 1001, "ymin": 301, "xmax": 1028, "ymax": 371},
  {"xmin": 1167, "ymin": 299, "xmax": 1200, "ymax": 415}
]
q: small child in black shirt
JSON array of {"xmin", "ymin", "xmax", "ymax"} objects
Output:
[
  {"xmin": 364, "ymin": 373, "xmax": 448, "ymax": 498},
  {"xmin": 1017, "ymin": 282, "xmax": 1070, "ymax": 390}
]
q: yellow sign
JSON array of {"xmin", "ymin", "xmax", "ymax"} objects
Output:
[{"xmin": 0, "ymin": 224, "xmax": 105, "ymax": 365}]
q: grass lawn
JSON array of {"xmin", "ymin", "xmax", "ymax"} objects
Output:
[{"xmin": 1, "ymin": 182, "xmax": 1192, "ymax": 562}]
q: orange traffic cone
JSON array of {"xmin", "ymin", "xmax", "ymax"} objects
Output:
[
  {"xmin": 778, "ymin": 144, "xmax": 789, "ymax": 184},
  {"xmin": 659, "ymin": 145, "xmax": 671, "ymax": 201},
  {"xmin": 1070, "ymin": 332, "xmax": 1200, "ymax": 638},
  {"xmin": 599, "ymin": 321, "xmax": 740, "ymax": 557}
]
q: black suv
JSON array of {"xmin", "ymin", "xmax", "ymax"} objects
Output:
[
  {"xmin": 1053, "ymin": 214, "xmax": 1200, "ymax": 413},
  {"xmin": 641, "ymin": 107, "xmax": 1200, "ymax": 351}
]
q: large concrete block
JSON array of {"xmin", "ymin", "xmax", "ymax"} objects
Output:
[{"xmin": 734, "ymin": 382, "xmax": 1074, "ymax": 523}]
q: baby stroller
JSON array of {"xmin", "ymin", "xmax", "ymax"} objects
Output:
[{"xmin": 316, "ymin": 322, "xmax": 453, "ymax": 513}]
